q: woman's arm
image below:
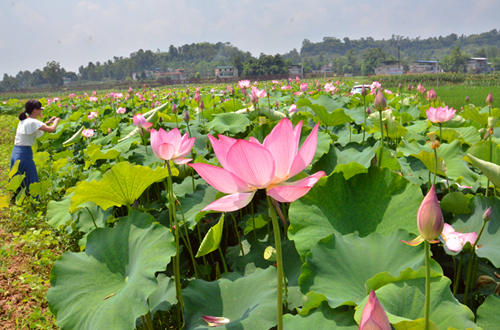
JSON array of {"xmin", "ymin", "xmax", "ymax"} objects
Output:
[{"xmin": 39, "ymin": 117, "xmax": 61, "ymax": 133}]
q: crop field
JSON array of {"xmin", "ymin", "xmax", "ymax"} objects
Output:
[{"xmin": 1, "ymin": 79, "xmax": 500, "ymax": 329}]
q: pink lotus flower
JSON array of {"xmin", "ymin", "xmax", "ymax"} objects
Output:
[
  {"xmin": 82, "ymin": 128, "xmax": 95, "ymax": 138},
  {"xmin": 88, "ymin": 111, "xmax": 98, "ymax": 120},
  {"xmin": 300, "ymin": 83, "xmax": 308, "ymax": 92},
  {"xmin": 426, "ymin": 106, "xmax": 456, "ymax": 123},
  {"xmin": 281, "ymin": 85, "xmax": 292, "ymax": 91},
  {"xmin": 250, "ymin": 86, "xmax": 267, "ymax": 103},
  {"xmin": 150, "ymin": 128, "xmax": 195, "ymax": 164},
  {"xmin": 417, "ymin": 83, "xmax": 426, "ymax": 94},
  {"xmin": 133, "ymin": 114, "xmax": 153, "ymax": 129},
  {"xmin": 288, "ymin": 104, "xmax": 298, "ymax": 114},
  {"xmin": 194, "ymin": 92, "xmax": 201, "ymax": 103},
  {"xmin": 324, "ymin": 83, "xmax": 337, "ymax": 93},
  {"xmin": 189, "ymin": 118, "xmax": 326, "ymax": 212},
  {"xmin": 238, "ymin": 80, "xmax": 251, "ymax": 89},
  {"xmin": 441, "ymin": 223, "xmax": 477, "ymax": 253},
  {"xmin": 426, "ymin": 89, "xmax": 437, "ymax": 100},
  {"xmin": 359, "ymin": 291, "xmax": 391, "ymax": 330},
  {"xmin": 116, "ymin": 107, "xmax": 126, "ymax": 114},
  {"xmin": 371, "ymin": 81, "xmax": 381, "ymax": 91},
  {"xmin": 68, "ymin": 93, "xmax": 76, "ymax": 98},
  {"xmin": 202, "ymin": 315, "xmax": 230, "ymax": 327},
  {"xmin": 89, "ymin": 96, "xmax": 98, "ymax": 102}
]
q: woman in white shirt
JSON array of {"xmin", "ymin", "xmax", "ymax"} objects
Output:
[{"xmin": 10, "ymin": 100, "xmax": 60, "ymax": 194}]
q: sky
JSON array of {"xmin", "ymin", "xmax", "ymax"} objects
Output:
[{"xmin": 1, "ymin": 0, "xmax": 499, "ymax": 76}]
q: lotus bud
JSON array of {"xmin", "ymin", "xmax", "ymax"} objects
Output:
[
  {"xmin": 275, "ymin": 101, "xmax": 279, "ymax": 108},
  {"xmin": 172, "ymin": 103, "xmax": 177, "ymax": 114},
  {"xmin": 417, "ymin": 185, "xmax": 444, "ymax": 241},
  {"xmin": 426, "ymin": 89, "xmax": 437, "ymax": 100},
  {"xmin": 408, "ymin": 84, "xmax": 412, "ymax": 91},
  {"xmin": 465, "ymin": 95, "xmax": 470, "ymax": 102},
  {"xmin": 366, "ymin": 107, "xmax": 372, "ymax": 114},
  {"xmin": 200, "ymin": 100, "xmax": 205, "ymax": 110},
  {"xmin": 483, "ymin": 207, "xmax": 492, "ymax": 222},
  {"xmin": 398, "ymin": 83, "xmax": 402, "ymax": 90},
  {"xmin": 359, "ymin": 290, "xmax": 391, "ymax": 330},
  {"xmin": 183, "ymin": 110, "xmax": 190, "ymax": 122},
  {"xmin": 374, "ymin": 90, "xmax": 386, "ymax": 111},
  {"xmin": 488, "ymin": 117, "xmax": 497, "ymax": 129},
  {"xmin": 202, "ymin": 316, "xmax": 230, "ymax": 327},
  {"xmin": 486, "ymin": 93, "xmax": 493, "ymax": 105}
]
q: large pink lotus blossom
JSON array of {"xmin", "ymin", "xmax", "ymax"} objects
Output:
[
  {"xmin": 417, "ymin": 83, "xmax": 426, "ymax": 94},
  {"xmin": 441, "ymin": 223, "xmax": 477, "ymax": 253},
  {"xmin": 238, "ymin": 80, "xmax": 251, "ymax": 89},
  {"xmin": 324, "ymin": 83, "xmax": 337, "ymax": 93},
  {"xmin": 370, "ymin": 81, "xmax": 382, "ymax": 92},
  {"xmin": 133, "ymin": 114, "xmax": 153, "ymax": 129},
  {"xmin": 189, "ymin": 118, "xmax": 326, "ymax": 212},
  {"xmin": 359, "ymin": 291, "xmax": 391, "ymax": 330},
  {"xmin": 300, "ymin": 83, "xmax": 308, "ymax": 92},
  {"xmin": 426, "ymin": 106, "xmax": 456, "ymax": 123},
  {"xmin": 116, "ymin": 107, "xmax": 126, "ymax": 114},
  {"xmin": 150, "ymin": 128, "xmax": 195, "ymax": 164},
  {"xmin": 250, "ymin": 86, "xmax": 267, "ymax": 103},
  {"xmin": 89, "ymin": 96, "xmax": 98, "ymax": 102}
]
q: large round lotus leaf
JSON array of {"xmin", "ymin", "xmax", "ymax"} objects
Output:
[
  {"xmin": 70, "ymin": 161, "xmax": 172, "ymax": 212},
  {"xmin": 183, "ymin": 267, "xmax": 277, "ymax": 329},
  {"xmin": 299, "ymin": 230, "xmax": 442, "ymax": 308},
  {"xmin": 453, "ymin": 196, "xmax": 500, "ymax": 267},
  {"xmin": 283, "ymin": 302, "xmax": 357, "ymax": 330},
  {"xmin": 207, "ymin": 112, "xmax": 251, "ymax": 135},
  {"xmin": 312, "ymin": 143, "xmax": 375, "ymax": 179},
  {"xmin": 47, "ymin": 212, "xmax": 176, "ymax": 330},
  {"xmin": 476, "ymin": 294, "xmax": 500, "ymax": 329},
  {"xmin": 353, "ymin": 276, "xmax": 477, "ymax": 329},
  {"xmin": 289, "ymin": 167, "xmax": 421, "ymax": 255}
]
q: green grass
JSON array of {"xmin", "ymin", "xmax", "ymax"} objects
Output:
[{"xmin": 435, "ymin": 85, "xmax": 500, "ymax": 109}]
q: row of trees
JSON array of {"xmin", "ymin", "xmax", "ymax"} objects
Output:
[{"xmin": 3, "ymin": 30, "xmax": 500, "ymax": 91}]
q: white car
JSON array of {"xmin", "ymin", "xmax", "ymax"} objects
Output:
[{"xmin": 351, "ymin": 84, "xmax": 371, "ymax": 95}]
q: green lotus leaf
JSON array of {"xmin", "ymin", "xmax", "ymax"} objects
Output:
[
  {"xmin": 62, "ymin": 126, "xmax": 83, "ymax": 146},
  {"xmin": 47, "ymin": 212, "xmax": 176, "ymax": 330},
  {"xmin": 313, "ymin": 106, "xmax": 353, "ymax": 127},
  {"xmin": 353, "ymin": 276, "xmax": 478, "ymax": 329},
  {"xmin": 465, "ymin": 153, "xmax": 500, "ymax": 187},
  {"xmin": 183, "ymin": 267, "xmax": 277, "ymax": 329},
  {"xmin": 70, "ymin": 161, "xmax": 171, "ymax": 212},
  {"xmin": 283, "ymin": 302, "xmax": 357, "ymax": 330},
  {"xmin": 148, "ymin": 274, "xmax": 177, "ymax": 314},
  {"xmin": 476, "ymin": 294, "xmax": 500, "ymax": 329},
  {"xmin": 207, "ymin": 112, "xmax": 251, "ymax": 135},
  {"xmin": 438, "ymin": 141, "xmax": 479, "ymax": 186},
  {"xmin": 176, "ymin": 182, "xmax": 219, "ymax": 229},
  {"xmin": 299, "ymin": 231, "xmax": 441, "ymax": 308},
  {"xmin": 196, "ymin": 214, "xmax": 224, "ymax": 257},
  {"xmin": 440, "ymin": 191, "xmax": 472, "ymax": 214},
  {"xmin": 289, "ymin": 167, "xmax": 421, "ymax": 255},
  {"xmin": 84, "ymin": 143, "xmax": 120, "ymax": 169},
  {"xmin": 312, "ymin": 143, "xmax": 375, "ymax": 179},
  {"xmin": 467, "ymin": 140, "xmax": 500, "ymax": 165},
  {"xmin": 453, "ymin": 196, "xmax": 500, "ymax": 267}
]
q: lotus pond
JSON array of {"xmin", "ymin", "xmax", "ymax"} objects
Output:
[{"xmin": 2, "ymin": 80, "xmax": 500, "ymax": 329}]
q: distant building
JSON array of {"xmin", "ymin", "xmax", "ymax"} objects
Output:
[
  {"xmin": 313, "ymin": 64, "xmax": 333, "ymax": 75},
  {"xmin": 408, "ymin": 60, "xmax": 441, "ymax": 74},
  {"xmin": 288, "ymin": 64, "xmax": 303, "ymax": 78},
  {"xmin": 374, "ymin": 60, "xmax": 403, "ymax": 75},
  {"xmin": 154, "ymin": 69, "xmax": 188, "ymax": 82},
  {"xmin": 215, "ymin": 66, "xmax": 238, "ymax": 79},
  {"xmin": 466, "ymin": 58, "xmax": 492, "ymax": 74}
]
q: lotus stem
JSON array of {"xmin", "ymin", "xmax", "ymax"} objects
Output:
[
  {"xmin": 178, "ymin": 204, "xmax": 200, "ymax": 278},
  {"xmin": 267, "ymin": 195, "xmax": 284, "ymax": 330},
  {"xmin": 452, "ymin": 254, "xmax": 463, "ymax": 296},
  {"xmin": 439, "ymin": 123, "xmax": 443, "ymax": 142},
  {"xmin": 166, "ymin": 161, "xmax": 184, "ymax": 328},
  {"xmin": 230, "ymin": 213, "xmax": 244, "ymax": 256},
  {"xmin": 433, "ymin": 148, "xmax": 438, "ymax": 186},
  {"xmin": 362, "ymin": 95, "xmax": 366, "ymax": 144},
  {"xmin": 218, "ymin": 246, "xmax": 229, "ymax": 273},
  {"xmin": 464, "ymin": 217, "xmax": 488, "ymax": 305},
  {"xmin": 378, "ymin": 110, "xmax": 384, "ymax": 167},
  {"xmin": 424, "ymin": 241, "xmax": 431, "ymax": 330}
]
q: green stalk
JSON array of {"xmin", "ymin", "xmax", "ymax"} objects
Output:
[
  {"xmin": 362, "ymin": 95, "xmax": 366, "ymax": 143},
  {"xmin": 218, "ymin": 246, "xmax": 229, "ymax": 273},
  {"xmin": 464, "ymin": 217, "xmax": 488, "ymax": 305},
  {"xmin": 267, "ymin": 196, "xmax": 284, "ymax": 330},
  {"xmin": 178, "ymin": 204, "xmax": 200, "ymax": 278},
  {"xmin": 452, "ymin": 254, "xmax": 463, "ymax": 296},
  {"xmin": 439, "ymin": 123, "xmax": 443, "ymax": 142},
  {"xmin": 433, "ymin": 148, "xmax": 438, "ymax": 186},
  {"xmin": 166, "ymin": 162, "xmax": 184, "ymax": 328},
  {"xmin": 378, "ymin": 110, "xmax": 384, "ymax": 167},
  {"xmin": 424, "ymin": 241, "xmax": 431, "ymax": 330},
  {"xmin": 141, "ymin": 314, "xmax": 153, "ymax": 330},
  {"xmin": 230, "ymin": 213, "xmax": 244, "ymax": 256}
]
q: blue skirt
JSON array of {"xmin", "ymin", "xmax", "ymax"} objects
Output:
[{"xmin": 10, "ymin": 145, "xmax": 38, "ymax": 193}]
